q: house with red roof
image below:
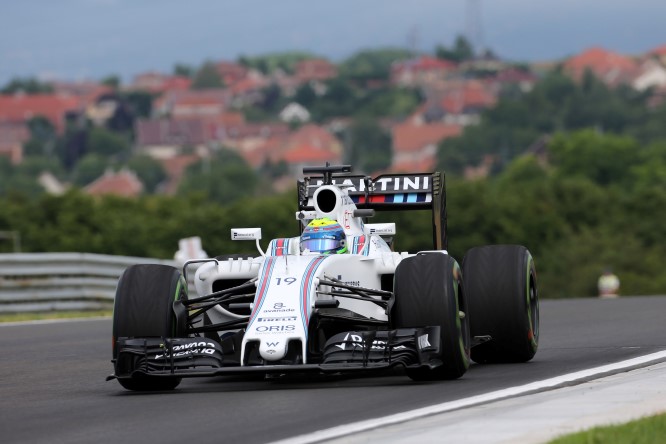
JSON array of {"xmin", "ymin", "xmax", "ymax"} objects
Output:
[
  {"xmin": 130, "ymin": 72, "xmax": 191, "ymax": 94},
  {"xmin": 220, "ymin": 123, "xmax": 290, "ymax": 149},
  {"xmin": 84, "ymin": 169, "xmax": 144, "ymax": 197},
  {"xmin": 459, "ymin": 54, "xmax": 508, "ymax": 74},
  {"xmin": 282, "ymin": 144, "xmax": 335, "ymax": 163},
  {"xmin": 198, "ymin": 111, "xmax": 247, "ymax": 141},
  {"xmin": 632, "ymin": 59, "xmax": 666, "ymax": 91},
  {"xmin": 440, "ymin": 80, "xmax": 496, "ymax": 125},
  {"xmin": 391, "ymin": 122, "xmax": 462, "ymax": 172},
  {"xmin": 85, "ymin": 95, "xmax": 121, "ymax": 127},
  {"xmin": 647, "ymin": 44, "xmax": 666, "ymax": 65},
  {"xmin": 215, "ymin": 61, "xmax": 249, "ymax": 87},
  {"xmin": 228, "ymin": 75, "xmax": 269, "ymax": 108},
  {"xmin": 135, "ymin": 118, "xmax": 211, "ymax": 159},
  {"xmin": 278, "ymin": 144, "xmax": 337, "ymax": 179},
  {"xmin": 150, "ymin": 89, "xmax": 247, "ymax": 144},
  {"xmin": 391, "ymin": 56, "xmax": 458, "ymax": 87},
  {"xmin": 282, "ymin": 124, "xmax": 340, "ymax": 152},
  {"xmin": 51, "ymin": 81, "xmax": 112, "ymax": 104},
  {"xmin": 493, "ymin": 68, "xmax": 538, "ymax": 93},
  {"xmin": 295, "ymin": 59, "xmax": 338, "ymax": 83},
  {"xmin": 0, "ymin": 93, "xmax": 82, "ymax": 134},
  {"xmin": 273, "ymin": 70, "xmax": 303, "ymax": 97},
  {"xmin": 234, "ymin": 124, "xmax": 342, "ymax": 176},
  {"xmin": 214, "ymin": 111, "xmax": 245, "ymax": 127},
  {"xmin": 153, "ymin": 89, "xmax": 229, "ymax": 119},
  {"xmin": 0, "ymin": 121, "xmax": 29, "ymax": 164},
  {"xmin": 410, "ymin": 80, "xmax": 496, "ymax": 126},
  {"xmin": 210, "ymin": 122, "xmax": 290, "ymax": 170},
  {"xmin": 157, "ymin": 154, "xmax": 201, "ymax": 195},
  {"xmin": 636, "ymin": 45, "xmax": 666, "ymax": 106},
  {"xmin": 563, "ymin": 47, "xmax": 640, "ymax": 87},
  {"xmin": 276, "ymin": 124, "xmax": 343, "ymax": 175},
  {"xmin": 236, "ymin": 134, "xmax": 285, "ymax": 169}
]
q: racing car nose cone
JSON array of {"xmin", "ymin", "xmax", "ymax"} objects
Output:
[{"xmin": 259, "ymin": 339, "xmax": 288, "ymax": 361}]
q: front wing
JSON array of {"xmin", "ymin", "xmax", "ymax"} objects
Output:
[{"xmin": 108, "ymin": 327, "xmax": 442, "ymax": 381}]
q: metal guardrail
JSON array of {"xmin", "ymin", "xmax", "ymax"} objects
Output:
[{"xmin": 0, "ymin": 253, "xmax": 177, "ymax": 313}]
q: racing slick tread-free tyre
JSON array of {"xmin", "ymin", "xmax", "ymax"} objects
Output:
[
  {"xmin": 463, "ymin": 245, "xmax": 539, "ymax": 364},
  {"xmin": 112, "ymin": 264, "xmax": 188, "ymax": 391},
  {"xmin": 392, "ymin": 253, "xmax": 470, "ymax": 380}
]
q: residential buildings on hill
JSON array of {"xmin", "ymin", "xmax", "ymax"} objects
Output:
[{"xmin": 1, "ymin": 43, "xmax": 666, "ymax": 197}]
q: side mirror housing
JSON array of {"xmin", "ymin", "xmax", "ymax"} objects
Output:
[
  {"xmin": 231, "ymin": 228, "xmax": 262, "ymax": 241},
  {"xmin": 365, "ymin": 223, "xmax": 396, "ymax": 236}
]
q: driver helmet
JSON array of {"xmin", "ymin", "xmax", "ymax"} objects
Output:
[{"xmin": 300, "ymin": 218, "xmax": 347, "ymax": 254}]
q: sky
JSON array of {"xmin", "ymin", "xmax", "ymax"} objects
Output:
[{"xmin": 2, "ymin": 0, "xmax": 665, "ymax": 85}]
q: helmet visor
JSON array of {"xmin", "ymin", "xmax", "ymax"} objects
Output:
[{"xmin": 300, "ymin": 238, "xmax": 342, "ymax": 253}]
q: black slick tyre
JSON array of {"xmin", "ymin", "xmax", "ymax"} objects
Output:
[
  {"xmin": 463, "ymin": 245, "xmax": 539, "ymax": 363},
  {"xmin": 392, "ymin": 253, "xmax": 470, "ymax": 380},
  {"xmin": 112, "ymin": 264, "xmax": 188, "ymax": 391}
]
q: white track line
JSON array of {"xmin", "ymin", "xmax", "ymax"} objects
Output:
[
  {"xmin": 273, "ymin": 350, "xmax": 666, "ymax": 444},
  {"xmin": 0, "ymin": 316, "xmax": 111, "ymax": 327}
]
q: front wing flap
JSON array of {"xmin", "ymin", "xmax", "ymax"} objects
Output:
[
  {"xmin": 322, "ymin": 327, "xmax": 441, "ymax": 366},
  {"xmin": 112, "ymin": 338, "xmax": 225, "ymax": 378},
  {"xmin": 108, "ymin": 327, "xmax": 442, "ymax": 381}
]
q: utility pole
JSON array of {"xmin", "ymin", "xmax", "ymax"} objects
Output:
[
  {"xmin": 466, "ymin": 0, "xmax": 484, "ymax": 57},
  {"xmin": 407, "ymin": 25, "xmax": 420, "ymax": 58}
]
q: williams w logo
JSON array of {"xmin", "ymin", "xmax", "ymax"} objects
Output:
[{"xmin": 266, "ymin": 342, "xmax": 279, "ymax": 347}]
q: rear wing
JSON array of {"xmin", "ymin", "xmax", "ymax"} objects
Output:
[{"xmin": 297, "ymin": 165, "xmax": 447, "ymax": 250}]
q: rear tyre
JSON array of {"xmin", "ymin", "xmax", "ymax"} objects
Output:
[
  {"xmin": 463, "ymin": 245, "xmax": 539, "ymax": 363},
  {"xmin": 112, "ymin": 264, "xmax": 188, "ymax": 391},
  {"xmin": 392, "ymin": 253, "xmax": 470, "ymax": 380}
]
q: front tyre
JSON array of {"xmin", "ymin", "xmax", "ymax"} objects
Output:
[
  {"xmin": 392, "ymin": 253, "xmax": 470, "ymax": 380},
  {"xmin": 112, "ymin": 264, "xmax": 188, "ymax": 391},
  {"xmin": 463, "ymin": 245, "xmax": 539, "ymax": 363}
]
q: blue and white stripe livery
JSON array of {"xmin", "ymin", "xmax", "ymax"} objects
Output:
[{"xmin": 242, "ymin": 255, "xmax": 329, "ymax": 364}]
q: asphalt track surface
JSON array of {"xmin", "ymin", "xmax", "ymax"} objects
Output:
[{"xmin": 1, "ymin": 296, "xmax": 666, "ymax": 444}]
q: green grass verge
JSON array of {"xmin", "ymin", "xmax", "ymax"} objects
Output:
[
  {"xmin": 0, "ymin": 310, "xmax": 112, "ymax": 323},
  {"xmin": 549, "ymin": 412, "xmax": 666, "ymax": 444}
]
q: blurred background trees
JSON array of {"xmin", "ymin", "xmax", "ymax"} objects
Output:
[
  {"xmin": 1, "ymin": 61, "xmax": 665, "ymax": 298},
  {"xmin": 2, "ymin": 128, "xmax": 665, "ymax": 297},
  {"xmin": 177, "ymin": 148, "xmax": 258, "ymax": 204}
]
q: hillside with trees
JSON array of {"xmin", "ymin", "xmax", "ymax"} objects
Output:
[
  {"xmin": 1, "ymin": 125, "xmax": 664, "ymax": 298},
  {"xmin": 437, "ymin": 69, "xmax": 666, "ymax": 176},
  {"xmin": 1, "ymin": 42, "xmax": 665, "ymax": 298}
]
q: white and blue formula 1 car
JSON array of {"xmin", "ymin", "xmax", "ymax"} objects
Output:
[{"xmin": 109, "ymin": 164, "xmax": 539, "ymax": 391}]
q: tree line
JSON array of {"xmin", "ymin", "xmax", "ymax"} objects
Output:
[
  {"xmin": 2, "ymin": 52, "xmax": 665, "ymax": 298},
  {"xmin": 1, "ymin": 128, "xmax": 664, "ymax": 298},
  {"xmin": 437, "ymin": 69, "xmax": 666, "ymax": 176}
]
